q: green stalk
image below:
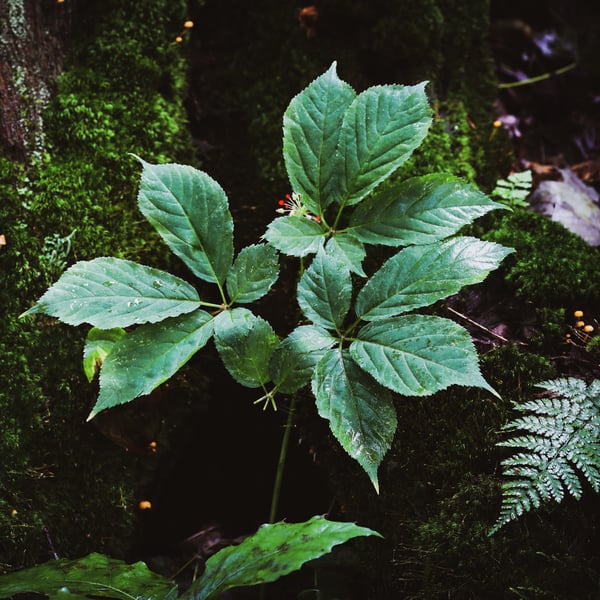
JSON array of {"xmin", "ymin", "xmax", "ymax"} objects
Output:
[{"xmin": 268, "ymin": 395, "xmax": 297, "ymax": 524}]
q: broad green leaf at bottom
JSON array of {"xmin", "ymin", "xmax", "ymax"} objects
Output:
[
  {"xmin": 0, "ymin": 552, "xmax": 177, "ymax": 599},
  {"xmin": 183, "ymin": 516, "xmax": 381, "ymax": 600},
  {"xmin": 312, "ymin": 348, "xmax": 397, "ymax": 492}
]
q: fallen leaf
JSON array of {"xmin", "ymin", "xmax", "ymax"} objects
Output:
[{"xmin": 529, "ymin": 168, "xmax": 600, "ymax": 246}]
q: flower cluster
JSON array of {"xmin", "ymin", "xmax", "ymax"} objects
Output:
[{"xmin": 276, "ymin": 192, "xmax": 320, "ymax": 222}]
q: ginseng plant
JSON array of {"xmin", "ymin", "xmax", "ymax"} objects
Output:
[{"xmin": 17, "ymin": 62, "xmax": 513, "ymax": 597}]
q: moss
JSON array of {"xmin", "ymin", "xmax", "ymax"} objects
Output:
[
  {"xmin": 481, "ymin": 209, "xmax": 600, "ymax": 309},
  {"xmin": 402, "ymin": 475, "xmax": 600, "ymax": 599},
  {"xmin": 6, "ymin": 0, "xmax": 27, "ymax": 41},
  {"xmin": 321, "ymin": 0, "xmax": 512, "ymax": 188},
  {"xmin": 399, "ymin": 98, "xmax": 490, "ymax": 183},
  {"xmin": 481, "ymin": 344, "xmax": 556, "ymax": 401}
]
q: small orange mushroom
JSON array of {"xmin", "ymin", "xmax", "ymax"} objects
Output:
[
  {"xmin": 298, "ymin": 6, "xmax": 319, "ymax": 37},
  {"xmin": 183, "ymin": 20, "xmax": 194, "ymax": 29},
  {"xmin": 575, "ymin": 320, "xmax": 585, "ymax": 328},
  {"xmin": 583, "ymin": 325, "xmax": 594, "ymax": 333},
  {"xmin": 574, "ymin": 310, "xmax": 584, "ymax": 318},
  {"xmin": 175, "ymin": 36, "xmax": 183, "ymax": 43},
  {"xmin": 138, "ymin": 500, "xmax": 152, "ymax": 510}
]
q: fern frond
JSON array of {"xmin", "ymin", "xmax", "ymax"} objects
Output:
[
  {"xmin": 490, "ymin": 377, "xmax": 600, "ymax": 534},
  {"xmin": 491, "ymin": 170, "xmax": 532, "ymax": 208}
]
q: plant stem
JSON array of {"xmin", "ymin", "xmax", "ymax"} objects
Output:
[
  {"xmin": 268, "ymin": 395, "xmax": 297, "ymax": 524},
  {"xmin": 332, "ymin": 201, "xmax": 346, "ymax": 230}
]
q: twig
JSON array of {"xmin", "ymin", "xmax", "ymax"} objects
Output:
[
  {"xmin": 43, "ymin": 526, "xmax": 59, "ymax": 560},
  {"xmin": 445, "ymin": 306, "xmax": 527, "ymax": 346},
  {"xmin": 498, "ymin": 62, "xmax": 577, "ymax": 89}
]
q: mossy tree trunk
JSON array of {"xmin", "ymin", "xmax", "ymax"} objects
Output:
[
  {"xmin": 0, "ymin": 0, "xmax": 71, "ymax": 160},
  {"xmin": 1, "ymin": 0, "xmax": 196, "ymax": 571}
]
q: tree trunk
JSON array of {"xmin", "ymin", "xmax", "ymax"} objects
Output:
[{"xmin": 0, "ymin": 0, "xmax": 71, "ymax": 160}]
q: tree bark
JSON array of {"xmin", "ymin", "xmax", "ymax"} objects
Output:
[{"xmin": 0, "ymin": 0, "xmax": 71, "ymax": 160}]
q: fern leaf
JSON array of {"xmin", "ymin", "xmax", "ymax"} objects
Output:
[
  {"xmin": 491, "ymin": 170, "xmax": 532, "ymax": 208},
  {"xmin": 490, "ymin": 378, "xmax": 600, "ymax": 534}
]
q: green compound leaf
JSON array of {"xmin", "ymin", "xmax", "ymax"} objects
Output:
[
  {"xmin": 350, "ymin": 315, "xmax": 498, "ymax": 398},
  {"xmin": 492, "ymin": 169, "xmax": 532, "ymax": 208},
  {"xmin": 90, "ymin": 309, "xmax": 214, "ymax": 419},
  {"xmin": 21, "ymin": 257, "xmax": 200, "ymax": 328},
  {"xmin": 269, "ymin": 325, "xmax": 337, "ymax": 394},
  {"xmin": 82, "ymin": 327, "xmax": 125, "ymax": 382},
  {"xmin": 136, "ymin": 157, "xmax": 234, "ymax": 285},
  {"xmin": 325, "ymin": 233, "xmax": 367, "ymax": 277},
  {"xmin": 213, "ymin": 308, "xmax": 279, "ymax": 388},
  {"xmin": 283, "ymin": 61, "xmax": 356, "ymax": 214},
  {"xmin": 312, "ymin": 348, "xmax": 397, "ymax": 492},
  {"xmin": 0, "ymin": 552, "xmax": 177, "ymax": 600},
  {"xmin": 226, "ymin": 244, "xmax": 279, "ymax": 304},
  {"xmin": 355, "ymin": 237, "xmax": 514, "ymax": 320},
  {"xmin": 183, "ymin": 516, "xmax": 381, "ymax": 600},
  {"xmin": 297, "ymin": 248, "xmax": 352, "ymax": 332},
  {"xmin": 335, "ymin": 82, "xmax": 431, "ymax": 208},
  {"xmin": 350, "ymin": 174, "xmax": 506, "ymax": 246},
  {"xmin": 263, "ymin": 215, "xmax": 326, "ymax": 257}
]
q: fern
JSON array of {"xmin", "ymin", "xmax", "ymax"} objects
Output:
[
  {"xmin": 490, "ymin": 377, "xmax": 600, "ymax": 534},
  {"xmin": 491, "ymin": 169, "xmax": 532, "ymax": 208}
]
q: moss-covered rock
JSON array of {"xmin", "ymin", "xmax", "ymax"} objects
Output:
[{"xmin": 481, "ymin": 209, "xmax": 600, "ymax": 309}]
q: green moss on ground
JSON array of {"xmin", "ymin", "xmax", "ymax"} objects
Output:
[{"xmin": 482, "ymin": 209, "xmax": 600, "ymax": 309}]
